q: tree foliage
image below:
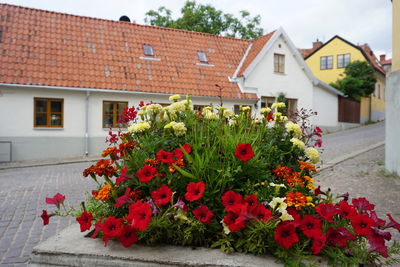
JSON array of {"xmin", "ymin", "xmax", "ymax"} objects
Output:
[
  {"xmin": 144, "ymin": 1, "xmax": 264, "ymax": 39},
  {"xmin": 331, "ymin": 61, "xmax": 377, "ymax": 101}
]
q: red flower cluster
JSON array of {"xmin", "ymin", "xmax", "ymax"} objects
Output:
[
  {"xmin": 234, "ymin": 144, "xmax": 255, "ymax": 162},
  {"xmin": 221, "ymin": 191, "xmax": 271, "ymax": 232},
  {"xmin": 83, "ymin": 159, "xmax": 116, "ymax": 178}
]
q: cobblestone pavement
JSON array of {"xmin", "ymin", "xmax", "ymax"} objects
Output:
[
  {"xmin": 0, "ymin": 162, "xmax": 94, "ymax": 266},
  {"xmin": 316, "ymin": 145, "xmax": 400, "ymax": 242},
  {"xmin": 321, "ymin": 121, "xmax": 384, "ymax": 163}
]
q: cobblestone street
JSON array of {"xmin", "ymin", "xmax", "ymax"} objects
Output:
[{"xmin": 0, "ymin": 162, "xmax": 94, "ymax": 266}]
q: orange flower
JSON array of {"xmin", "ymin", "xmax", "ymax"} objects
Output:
[
  {"xmin": 168, "ymin": 159, "xmax": 186, "ymax": 173},
  {"xmin": 119, "ymin": 141, "xmax": 136, "ymax": 157},
  {"xmin": 83, "ymin": 159, "xmax": 116, "ymax": 178},
  {"xmin": 144, "ymin": 158, "xmax": 161, "ymax": 167},
  {"xmin": 272, "ymin": 165, "xmax": 292, "ymax": 178},
  {"xmin": 96, "ymin": 184, "xmax": 111, "ymax": 201},
  {"xmin": 284, "ymin": 172, "xmax": 303, "ymax": 187},
  {"xmin": 298, "ymin": 160, "xmax": 316, "ymax": 172},
  {"xmin": 285, "ymin": 192, "xmax": 308, "ymax": 210},
  {"xmin": 102, "ymin": 146, "xmax": 117, "ymax": 158}
]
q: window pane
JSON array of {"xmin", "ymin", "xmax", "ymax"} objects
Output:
[
  {"xmin": 321, "ymin": 57, "xmax": 326, "ymax": 69},
  {"xmin": 197, "ymin": 52, "xmax": 208, "ymax": 62},
  {"xmin": 143, "ymin": 45, "xmax": 154, "ymax": 56},
  {"xmin": 51, "ymin": 100, "xmax": 62, "ymax": 112},
  {"xmin": 338, "ymin": 55, "xmax": 343, "ymax": 68},
  {"xmin": 327, "ymin": 56, "xmax": 333, "ymax": 69},
  {"xmin": 280, "ymin": 55, "xmax": 285, "ymax": 73},
  {"xmin": 344, "ymin": 54, "xmax": 350, "ymax": 66},
  {"xmin": 36, "ymin": 100, "xmax": 47, "ymax": 112},
  {"xmin": 234, "ymin": 105, "xmax": 240, "ymax": 114},
  {"xmin": 117, "ymin": 103, "xmax": 128, "ymax": 127},
  {"xmin": 50, "ymin": 114, "xmax": 62, "ymax": 126},
  {"xmin": 103, "ymin": 114, "xmax": 114, "ymax": 128},
  {"xmin": 36, "ymin": 113, "xmax": 47, "ymax": 126},
  {"xmin": 104, "ymin": 102, "xmax": 114, "ymax": 113}
]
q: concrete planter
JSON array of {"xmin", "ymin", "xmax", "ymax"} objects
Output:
[{"xmin": 30, "ymin": 224, "xmax": 327, "ymax": 267}]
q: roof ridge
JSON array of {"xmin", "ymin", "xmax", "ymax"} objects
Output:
[{"xmin": 0, "ymin": 3, "xmax": 251, "ymax": 42}]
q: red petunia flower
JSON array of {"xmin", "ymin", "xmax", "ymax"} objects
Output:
[
  {"xmin": 136, "ymin": 165, "xmax": 157, "ymax": 183},
  {"xmin": 151, "ymin": 185, "xmax": 173, "ymax": 206},
  {"xmin": 116, "ymin": 166, "xmax": 132, "ymax": 186},
  {"xmin": 223, "ymin": 212, "xmax": 246, "ymax": 232},
  {"xmin": 91, "ymin": 221, "xmax": 102, "ymax": 238},
  {"xmin": 221, "ymin": 190, "xmax": 244, "ymax": 213},
  {"xmin": 45, "ymin": 193, "xmax": 66, "ymax": 208},
  {"xmin": 156, "ymin": 149, "xmax": 175, "ymax": 164},
  {"xmin": 326, "ymin": 227, "xmax": 356, "ymax": 248},
  {"xmin": 174, "ymin": 148, "xmax": 184, "ymax": 160},
  {"xmin": 367, "ymin": 227, "xmax": 391, "ymax": 258},
  {"xmin": 287, "ymin": 207, "xmax": 301, "ymax": 227},
  {"xmin": 314, "ymin": 139, "xmax": 322, "ymax": 147},
  {"xmin": 369, "ymin": 210, "xmax": 386, "ymax": 227},
  {"xmin": 274, "ymin": 222, "xmax": 299, "ymax": 249},
  {"xmin": 337, "ymin": 201, "xmax": 357, "ymax": 219},
  {"xmin": 244, "ymin": 194, "xmax": 258, "ymax": 212},
  {"xmin": 118, "ymin": 224, "xmax": 138, "ymax": 247},
  {"xmin": 127, "ymin": 200, "xmax": 153, "ymax": 231},
  {"xmin": 185, "ymin": 181, "xmax": 206, "ymax": 202},
  {"xmin": 234, "ymin": 144, "xmax": 255, "ymax": 162},
  {"xmin": 299, "ymin": 215, "xmax": 322, "ymax": 238},
  {"xmin": 76, "ymin": 211, "xmax": 93, "ymax": 232},
  {"xmin": 250, "ymin": 204, "xmax": 272, "ymax": 222},
  {"xmin": 351, "ymin": 214, "xmax": 375, "ymax": 236},
  {"xmin": 182, "ymin": 144, "xmax": 192, "ymax": 153},
  {"xmin": 192, "ymin": 205, "xmax": 214, "ymax": 224},
  {"xmin": 101, "ymin": 216, "xmax": 123, "ymax": 246},
  {"xmin": 40, "ymin": 210, "xmax": 53, "ymax": 226},
  {"xmin": 386, "ymin": 213, "xmax": 400, "ymax": 232},
  {"xmin": 311, "ymin": 234, "xmax": 326, "ymax": 254},
  {"xmin": 114, "ymin": 188, "xmax": 134, "ymax": 208},
  {"xmin": 315, "ymin": 203, "xmax": 337, "ymax": 223},
  {"xmin": 352, "ymin": 197, "xmax": 375, "ymax": 212}
]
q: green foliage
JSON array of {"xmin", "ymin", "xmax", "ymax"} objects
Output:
[
  {"xmin": 144, "ymin": 1, "xmax": 264, "ymax": 39},
  {"xmin": 330, "ymin": 61, "xmax": 377, "ymax": 100}
]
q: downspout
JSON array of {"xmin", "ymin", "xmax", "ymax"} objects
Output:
[{"xmin": 85, "ymin": 91, "xmax": 90, "ymax": 156}]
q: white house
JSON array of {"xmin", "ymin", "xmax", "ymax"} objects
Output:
[{"xmin": 0, "ymin": 4, "xmax": 342, "ymax": 162}]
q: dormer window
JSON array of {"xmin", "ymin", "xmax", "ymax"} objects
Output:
[
  {"xmin": 143, "ymin": 45, "xmax": 154, "ymax": 56},
  {"xmin": 197, "ymin": 51, "xmax": 208, "ymax": 63}
]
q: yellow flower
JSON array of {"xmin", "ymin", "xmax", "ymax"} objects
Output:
[
  {"xmin": 285, "ymin": 122, "xmax": 302, "ymax": 138},
  {"xmin": 172, "ymin": 122, "xmax": 187, "ymax": 136},
  {"xmin": 204, "ymin": 111, "xmax": 218, "ymax": 120},
  {"xmin": 269, "ymin": 197, "xmax": 287, "ymax": 212},
  {"xmin": 271, "ymin": 102, "xmax": 286, "ymax": 109},
  {"xmin": 223, "ymin": 109, "xmax": 235, "ymax": 118},
  {"xmin": 128, "ymin": 121, "xmax": 151, "ymax": 133},
  {"xmin": 146, "ymin": 104, "xmax": 163, "ymax": 116},
  {"xmin": 290, "ymin": 138, "xmax": 305, "ymax": 149},
  {"xmin": 169, "ymin": 94, "xmax": 181, "ymax": 102},
  {"xmin": 260, "ymin": 107, "xmax": 271, "ymax": 114},
  {"xmin": 240, "ymin": 106, "xmax": 251, "ymax": 112},
  {"xmin": 279, "ymin": 210, "xmax": 294, "ymax": 221},
  {"xmin": 305, "ymin": 147, "xmax": 320, "ymax": 164},
  {"xmin": 164, "ymin": 121, "xmax": 176, "ymax": 129}
]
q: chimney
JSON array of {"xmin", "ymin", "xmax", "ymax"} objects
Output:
[
  {"xmin": 312, "ymin": 39, "xmax": 323, "ymax": 50},
  {"xmin": 380, "ymin": 54, "xmax": 386, "ymax": 63}
]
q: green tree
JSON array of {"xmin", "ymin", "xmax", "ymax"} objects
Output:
[
  {"xmin": 144, "ymin": 1, "xmax": 264, "ymax": 39},
  {"xmin": 330, "ymin": 61, "xmax": 377, "ymax": 101}
]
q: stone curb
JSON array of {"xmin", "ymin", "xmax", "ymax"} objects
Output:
[
  {"xmin": 319, "ymin": 141, "xmax": 385, "ymax": 172},
  {"xmin": 0, "ymin": 157, "xmax": 101, "ymax": 170},
  {"xmin": 30, "ymin": 224, "xmax": 327, "ymax": 267}
]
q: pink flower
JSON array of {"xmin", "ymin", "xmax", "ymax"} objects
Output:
[
  {"xmin": 114, "ymin": 188, "xmax": 134, "ymax": 208},
  {"xmin": 45, "ymin": 193, "xmax": 66, "ymax": 208}
]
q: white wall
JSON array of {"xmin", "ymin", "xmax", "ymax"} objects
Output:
[
  {"xmin": 244, "ymin": 36, "xmax": 314, "ymax": 110},
  {"xmin": 312, "ymin": 86, "xmax": 338, "ymax": 127}
]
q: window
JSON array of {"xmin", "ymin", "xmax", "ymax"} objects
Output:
[
  {"xmin": 337, "ymin": 54, "xmax": 350, "ymax": 68},
  {"xmin": 34, "ymin": 98, "xmax": 63, "ymax": 128},
  {"xmin": 286, "ymin": 98, "xmax": 298, "ymax": 118},
  {"xmin": 320, "ymin": 56, "xmax": 333, "ymax": 70},
  {"xmin": 103, "ymin": 101, "xmax": 128, "ymax": 128},
  {"xmin": 377, "ymin": 84, "xmax": 381, "ymax": 99},
  {"xmin": 261, "ymin": 96, "xmax": 275, "ymax": 108},
  {"xmin": 143, "ymin": 45, "xmax": 154, "ymax": 56},
  {"xmin": 234, "ymin": 105, "xmax": 252, "ymax": 115},
  {"xmin": 193, "ymin": 105, "xmax": 206, "ymax": 112},
  {"xmin": 274, "ymin": 54, "xmax": 285, "ymax": 73},
  {"xmin": 197, "ymin": 51, "xmax": 208, "ymax": 63}
]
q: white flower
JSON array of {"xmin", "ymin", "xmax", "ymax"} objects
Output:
[
  {"xmin": 285, "ymin": 122, "xmax": 302, "ymax": 138},
  {"xmin": 269, "ymin": 197, "xmax": 287, "ymax": 212},
  {"xmin": 128, "ymin": 121, "xmax": 151, "ymax": 133},
  {"xmin": 271, "ymin": 102, "xmax": 286, "ymax": 109},
  {"xmin": 279, "ymin": 210, "xmax": 294, "ymax": 221},
  {"xmin": 223, "ymin": 110, "xmax": 235, "ymax": 118},
  {"xmin": 260, "ymin": 107, "xmax": 271, "ymax": 114},
  {"xmin": 269, "ymin": 182, "xmax": 286, "ymax": 188},
  {"xmin": 305, "ymin": 147, "xmax": 320, "ymax": 164},
  {"xmin": 228, "ymin": 119, "xmax": 236, "ymax": 126},
  {"xmin": 170, "ymin": 101, "xmax": 186, "ymax": 112},
  {"xmin": 172, "ymin": 122, "xmax": 187, "ymax": 136},
  {"xmin": 267, "ymin": 121, "xmax": 275, "ymax": 128},
  {"xmin": 290, "ymin": 138, "xmax": 305, "ymax": 149},
  {"xmin": 169, "ymin": 94, "xmax": 181, "ymax": 102},
  {"xmin": 146, "ymin": 104, "xmax": 163, "ymax": 116},
  {"xmin": 221, "ymin": 220, "xmax": 231, "ymax": 235},
  {"xmin": 202, "ymin": 106, "xmax": 213, "ymax": 114},
  {"xmin": 204, "ymin": 111, "xmax": 218, "ymax": 120}
]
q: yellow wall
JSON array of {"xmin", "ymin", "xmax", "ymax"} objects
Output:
[
  {"xmin": 305, "ymin": 37, "xmax": 365, "ymax": 84},
  {"xmin": 393, "ymin": 0, "xmax": 400, "ymax": 71},
  {"xmin": 360, "ymin": 73, "xmax": 385, "ymax": 120}
]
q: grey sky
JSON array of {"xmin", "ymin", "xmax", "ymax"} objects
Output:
[{"xmin": 1, "ymin": 0, "xmax": 393, "ymax": 57}]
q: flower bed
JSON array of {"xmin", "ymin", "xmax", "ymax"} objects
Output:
[{"xmin": 41, "ymin": 95, "xmax": 400, "ymax": 266}]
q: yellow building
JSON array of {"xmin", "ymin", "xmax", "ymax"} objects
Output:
[
  {"xmin": 302, "ymin": 36, "xmax": 386, "ymax": 123},
  {"xmin": 393, "ymin": 0, "xmax": 400, "ymax": 72}
]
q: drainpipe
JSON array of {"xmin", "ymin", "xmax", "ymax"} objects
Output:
[{"xmin": 85, "ymin": 91, "xmax": 90, "ymax": 156}]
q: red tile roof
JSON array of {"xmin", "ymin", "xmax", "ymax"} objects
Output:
[
  {"xmin": 0, "ymin": 4, "xmax": 268, "ymax": 99},
  {"xmin": 236, "ymin": 31, "xmax": 275, "ymax": 76},
  {"xmin": 358, "ymin": 44, "xmax": 386, "ymax": 76},
  {"xmin": 381, "ymin": 59, "xmax": 392, "ymax": 65},
  {"xmin": 298, "ymin": 48, "xmax": 315, "ymax": 58}
]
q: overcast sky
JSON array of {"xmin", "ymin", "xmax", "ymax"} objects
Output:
[{"xmin": 1, "ymin": 0, "xmax": 393, "ymax": 57}]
